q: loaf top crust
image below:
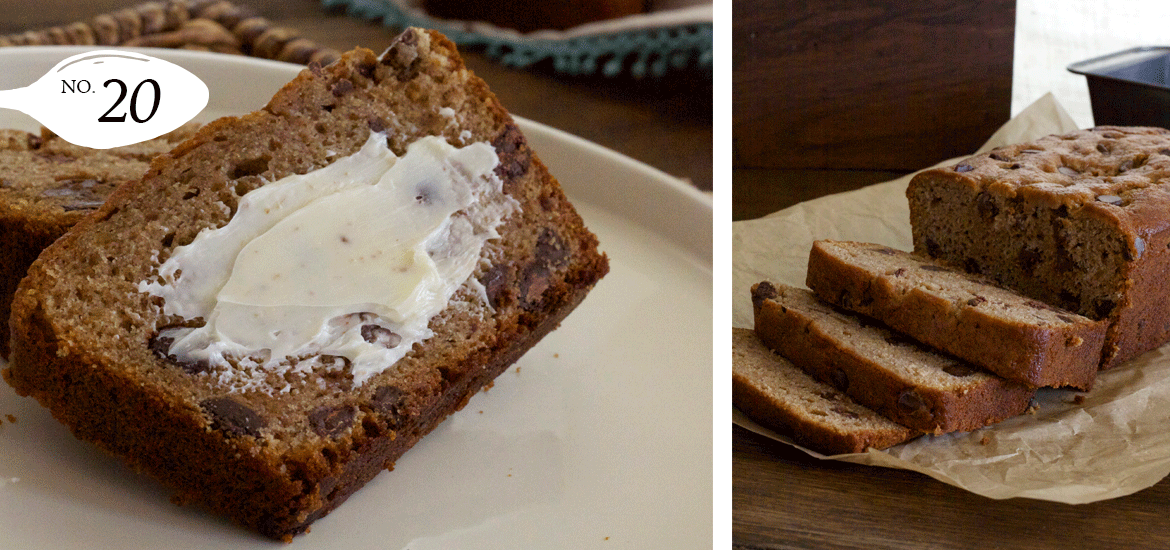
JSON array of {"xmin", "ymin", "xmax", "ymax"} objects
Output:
[{"xmin": 912, "ymin": 126, "xmax": 1170, "ymax": 229}]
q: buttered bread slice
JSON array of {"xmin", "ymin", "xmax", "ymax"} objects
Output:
[{"xmin": 4, "ymin": 28, "xmax": 608, "ymax": 540}]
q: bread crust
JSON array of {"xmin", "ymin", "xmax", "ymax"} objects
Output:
[{"xmin": 4, "ymin": 29, "xmax": 607, "ymax": 540}]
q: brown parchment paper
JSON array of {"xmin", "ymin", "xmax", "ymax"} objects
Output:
[{"xmin": 732, "ymin": 93, "xmax": 1170, "ymax": 504}]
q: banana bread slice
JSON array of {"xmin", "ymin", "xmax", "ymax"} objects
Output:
[
  {"xmin": 733, "ymin": 328, "xmax": 917, "ymax": 455},
  {"xmin": 0, "ymin": 123, "xmax": 199, "ymax": 358},
  {"xmin": 751, "ymin": 282, "xmax": 1035, "ymax": 435},
  {"xmin": 806, "ymin": 240, "xmax": 1107, "ymax": 389},
  {"xmin": 4, "ymin": 28, "xmax": 607, "ymax": 540}
]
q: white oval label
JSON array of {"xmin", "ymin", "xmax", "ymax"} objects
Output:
[{"xmin": 0, "ymin": 50, "xmax": 208, "ymax": 149}]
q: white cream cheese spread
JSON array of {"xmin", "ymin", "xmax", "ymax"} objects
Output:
[{"xmin": 139, "ymin": 132, "xmax": 519, "ymax": 390}]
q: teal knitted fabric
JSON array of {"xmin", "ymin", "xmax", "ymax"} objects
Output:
[{"xmin": 321, "ymin": 0, "xmax": 712, "ymax": 78}]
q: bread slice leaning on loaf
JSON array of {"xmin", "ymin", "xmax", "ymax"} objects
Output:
[
  {"xmin": 806, "ymin": 240, "xmax": 1107, "ymax": 390},
  {"xmin": 751, "ymin": 282, "xmax": 1035, "ymax": 435},
  {"xmin": 3, "ymin": 28, "xmax": 608, "ymax": 540},
  {"xmin": 732, "ymin": 328, "xmax": 917, "ymax": 455}
]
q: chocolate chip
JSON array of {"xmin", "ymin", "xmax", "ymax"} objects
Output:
[
  {"xmin": 481, "ymin": 264, "xmax": 511, "ymax": 308},
  {"xmin": 520, "ymin": 264, "xmax": 552, "ymax": 307},
  {"xmin": 26, "ymin": 133, "xmax": 41, "ymax": 149},
  {"xmin": 752, "ymin": 281, "xmax": 778, "ymax": 309},
  {"xmin": 1096, "ymin": 194, "xmax": 1124, "ymax": 206},
  {"xmin": 40, "ymin": 179, "xmax": 109, "ymax": 210},
  {"xmin": 1058, "ymin": 166, "xmax": 1079, "ymax": 177},
  {"xmin": 955, "ymin": 162, "xmax": 974, "ymax": 173},
  {"xmin": 357, "ymin": 61, "xmax": 377, "ymax": 80},
  {"xmin": 367, "ymin": 116, "xmax": 386, "ymax": 133},
  {"xmin": 380, "ymin": 29, "xmax": 421, "ymax": 81},
  {"xmin": 148, "ymin": 332, "xmax": 209, "ymax": 374},
  {"xmin": 1017, "ymin": 248, "xmax": 1041, "ymax": 272},
  {"xmin": 989, "ymin": 152, "xmax": 1009, "ymax": 162},
  {"xmin": 920, "ymin": 264, "xmax": 949, "ymax": 272},
  {"xmin": 309, "ymin": 405, "xmax": 355, "ymax": 438},
  {"xmin": 361, "ymin": 325, "xmax": 401, "ymax": 348},
  {"xmin": 976, "ymin": 191, "xmax": 999, "ymax": 221},
  {"xmin": 941, "ymin": 363, "xmax": 977, "ymax": 377},
  {"xmin": 329, "ymin": 79, "xmax": 354, "ymax": 97},
  {"xmin": 1025, "ymin": 300, "xmax": 1052, "ymax": 310},
  {"xmin": 535, "ymin": 228, "xmax": 571, "ymax": 268},
  {"xmin": 1097, "ymin": 143, "xmax": 1111, "ymax": 154},
  {"xmin": 893, "ymin": 267, "xmax": 907, "ymax": 277},
  {"xmin": 873, "ymin": 247, "xmax": 897, "ymax": 255},
  {"xmin": 372, "ymin": 385, "xmax": 408, "ymax": 427},
  {"xmin": 1057, "ymin": 314, "xmax": 1076, "ymax": 324},
  {"xmin": 897, "ymin": 389, "xmax": 930, "ymax": 418},
  {"xmin": 831, "ymin": 368, "xmax": 849, "ymax": 392},
  {"xmin": 201, "ymin": 397, "xmax": 266, "ymax": 437},
  {"xmin": 491, "ymin": 123, "xmax": 530, "ymax": 187},
  {"xmin": 966, "ymin": 296, "xmax": 987, "ymax": 307},
  {"xmin": 148, "ymin": 333, "xmax": 173, "ymax": 358}
]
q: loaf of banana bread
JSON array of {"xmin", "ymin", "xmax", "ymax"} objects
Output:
[{"xmin": 908, "ymin": 126, "xmax": 1170, "ymax": 369}]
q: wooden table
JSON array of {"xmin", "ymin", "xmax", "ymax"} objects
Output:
[
  {"xmin": 734, "ymin": 421, "xmax": 1170, "ymax": 549},
  {"xmin": 1, "ymin": 0, "xmax": 712, "ymax": 192}
]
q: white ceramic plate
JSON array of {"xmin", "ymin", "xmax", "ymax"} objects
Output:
[{"xmin": 0, "ymin": 48, "xmax": 712, "ymax": 549}]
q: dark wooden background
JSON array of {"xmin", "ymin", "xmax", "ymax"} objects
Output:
[{"xmin": 732, "ymin": 0, "xmax": 1015, "ymax": 219}]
